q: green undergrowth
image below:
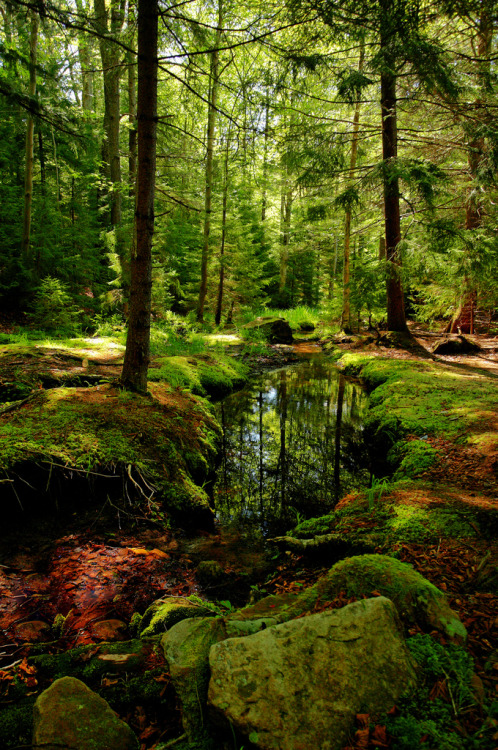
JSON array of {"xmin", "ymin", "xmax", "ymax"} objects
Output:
[
  {"xmin": 0, "ymin": 382, "xmax": 221, "ymax": 524},
  {"xmin": 387, "ymin": 633, "xmax": 494, "ymax": 749},
  {"xmin": 238, "ymin": 305, "xmax": 320, "ymax": 331},
  {"xmin": 148, "ymin": 353, "xmax": 248, "ymax": 398}
]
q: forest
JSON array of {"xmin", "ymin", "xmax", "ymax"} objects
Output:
[{"xmin": 0, "ymin": 0, "xmax": 497, "ymax": 749}]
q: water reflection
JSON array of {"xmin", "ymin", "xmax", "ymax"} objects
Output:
[{"xmin": 214, "ymin": 358, "xmax": 369, "ymax": 534}]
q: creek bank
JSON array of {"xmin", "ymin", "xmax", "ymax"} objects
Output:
[{"xmin": 0, "ymin": 382, "xmax": 220, "ymax": 529}]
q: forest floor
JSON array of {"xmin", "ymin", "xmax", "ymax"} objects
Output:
[{"xmin": 0, "ymin": 325, "xmax": 496, "ymax": 748}]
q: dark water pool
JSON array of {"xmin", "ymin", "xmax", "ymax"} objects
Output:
[{"xmin": 213, "ymin": 357, "xmax": 369, "ymax": 535}]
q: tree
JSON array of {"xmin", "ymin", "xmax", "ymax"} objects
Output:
[{"xmin": 120, "ymin": 0, "xmax": 158, "ymax": 393}]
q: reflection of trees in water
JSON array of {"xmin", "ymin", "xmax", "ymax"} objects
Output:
[{"xmin": 214, "ymin": 360, "xmax": 369, "ymax": 532}]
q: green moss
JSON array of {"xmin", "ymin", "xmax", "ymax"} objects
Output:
[
  {"xmin": 0, "ymin": 383, "xmax": 221, "ymax": 524},
  {"xmin": 290, "ymin": 513, "xmax": 336, "ymax": 538},
  {"xmin": 391, "ymin": 440, "xmax": 440, "ymax": 478},
  {"xmin": 338, "ymin": 352, "xmax": 497, "ymax": 479},
  {"xmin": 148, "ymin": 353, "xmax": 248, "ymax": 398},
  {"xmin": 386, "ymin": 634, "xmax": 478, "ymax": 750},
  {"xmin": 0, "ymin": 700, "xmax": 34, "ymax": 749}
]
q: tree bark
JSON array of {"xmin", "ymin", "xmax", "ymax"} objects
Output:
[
  {"xmin": 341, "ymin": 42, "xmax": 364, "ymax": 333},
  {"xmin": 449, "ymin": 3, "xmax": 492, "ymax": 334},
  {"xmin": 197, "ymin": 0, "xmax": 223, "ymax": 323},
  {"xmin": 94, "ymin": 0, "xmax": 125, "ymax": 228},
  {"xmin": 21, "ymin": 11, "xmax": 38, "ymax": 265},
  {"xmin": 214, "ymin": 132, "xmax": 230, "ymax": 326},
  {"xmin": 76, "ymin": 0, "xmax": 94, "ymax": 111},
  {"xmin": 380, "ymin": 1, "xmax": 407, "ymax": 332},
  {"xmin": 120, "ymin": 0, "xmax": 157, "ymax": 393}
]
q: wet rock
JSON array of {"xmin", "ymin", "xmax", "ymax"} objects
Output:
[
  {"xmin": 196, "ymin": 560, "xmax": 226, "ymax": 586},
  {"xmin": 140, "ymin": 595, "xmax": 215, "ymax": 637},
  {"xmin": 162, "ymin": 616, "xmax": 227, "ymax": 747},
  {"xmin": 298, "ymin": 321, "xmax": 315, "ymax": 332},
  {"xmin": 33, "ymin": 676, "xmax": 138, "ymax": 750},
  {"xmin": 243, "ymin": 317, "xmax": 293, "ymax": 344},
  {"xmin": 14, "ymin": 620, "xmax": 52, "ymax": 642},
  {"xmin": 208, "ymin": 597, "xmax": 416, "ymax": 750},
  {"xmin": 432, "ymin": 335, "xmax": 481, "ymax": 355},
  {"xmin": 89, "ymin": 619, "xmax": 128, "ymax": 642}
]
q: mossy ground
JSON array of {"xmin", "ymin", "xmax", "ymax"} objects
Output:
[{"xmin": 0, "ymin": 381, "xmax": 221, "ymax": 525}]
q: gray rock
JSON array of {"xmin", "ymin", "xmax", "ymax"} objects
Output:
[
  {"xmin": 243, "ymin": 317, "xmax": 293, "ymax": 344},
  {"xmin": 32, "ymin": 676, "xmax": 138, "ymax": 750},
  {"xmin": 162, "ymin": 616, "xmax": 227, "ymax": 747},
  {"xmin": 208, "ymin": 597, "xmax": 416, "ymax": 750}
]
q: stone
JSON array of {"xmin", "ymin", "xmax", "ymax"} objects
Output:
[
  {"xmin": 298, "ymin": 321, "xmax": 315, "ymax": 332},
  {"xmin": 32, "ymin": 676, "xmax": 138, "ymax": 750},
  {"xmin": 140, "ymin": 595, "xmax": 215, "ymax": 637},
  {"xmin": 432, "ymin": 335, "xmax": 481, "ymax": 355},
  {"xmin": 243, "ymin": 317, "xmax": 293, "ymax": 344},
  {"xmin": 196, "ymin": 560, "xmax": 226, "ymax": 586},
  {"xmin": 227, "ymin": 554, "xmax": 466, "ymax": 642},
  {"xmin": 162, "ymin": 616, "xmax": 227, "ymax": 747},
  {"xmin": 208, "ymin": 597, "xmax": 416, "ymax": 750},
  {"xmin": 14, "ymin": 620, "xmax": 52, "ymax": 642},
  {"xmin": 90, "ymin": 619, "xmax": 127, "ymax": 641},
  {"xmin": 303, "ymin": 554, "xmax": 467, "ymax": 643}
]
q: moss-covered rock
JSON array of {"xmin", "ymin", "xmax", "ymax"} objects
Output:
[
  {"xmin": 161, "ymin": 616, "xmax": 227, "ymax": 747},
  {"xmin": 32, "ymin": 676, "xmax": 139, "ymax": 750},
  {"xmin": 242, "ymin": 317, "xmax": 293, "ymax": 344},
  {"xmin": 196, "ymin": 560, "xmax": 226, "ymax": 587},
  {"xmin": 0, "ymin": 382, "xmax": 221, "ymax": 527},
  {"xmin": 140, "ymin": 596, "xmax": 216, "ymax": 637},
  {"xmin": 229, "ymin": 555, "xmax": 466, "ymax": 642}
]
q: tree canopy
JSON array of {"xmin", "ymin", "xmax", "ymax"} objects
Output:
[{"xmin": 1, "ymin": 0, "xmax": 497, "ymax": 383}]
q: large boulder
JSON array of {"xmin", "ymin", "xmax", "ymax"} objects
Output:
[
  {"xmin": 243, "ymin": 317, "xmax": 293, "ymax": 344},
  {"xmin": 227, "ymin": 554, "xmax": 466, "ymax": 642},
  {"xmin": 32, "ymin": 676, "xmax": 138, "ymax": 750},
  {"xmin": 300, "ymin": 554, "xmax": 467, "ymax": 642},
  {"xmin": 432, "ymin": 335, "xmax": 481, "ymax": 355},
  {"xmin": 162, "ymin": 616, "xmax": 227, "ymax": 747},
  {"xmin": 208, "ymin": 597, "xmax": 416, "ymax": 750}
]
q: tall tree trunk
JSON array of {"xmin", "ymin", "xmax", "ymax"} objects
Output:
[
  {"xmin": 76, "ymin": 0, "xmax": 94, "ymax": 111},
  {"xmin": 380, "ymin": 2, "xmax": 406, "ymax": 332},
  {"xmin": 214, "ymin": 132, "xmax": 230, "ymax": 326},
  {"xmin": 197, "ymin": 0, "xmax": 223, "ymax": 323},
  {"xmin": 128, "ymin": 46, "xmax": 137, "ymax": 196},
  {"xmin": 341, "ymin": 42, "xmax": 364, "ymax": 333},
  {"xmin": 279, "ymin": 179, "xmax": 293, "ymax": 295},
  {"xmin": 21, "ymin": 11, "xmax": 38, "ymax": 265},
  {"xmin": 94, "ymin": 0, "xmax": 125, "ymax": 228},
  {"xmin": 120, "ymin": 0, "xmax": 158, "ymax": 393},
  {"xmin": 449, "ymin": 4, "xmax": 492, "ymax": 334}
]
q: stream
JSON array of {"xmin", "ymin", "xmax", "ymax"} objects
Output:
[
  {"xmin": 0, "ymin": 351, "xmax": 369, "ymax": 653},
  {"xmin": 213, "ymin": 354, "xmax": 369, "ymax": 536}
]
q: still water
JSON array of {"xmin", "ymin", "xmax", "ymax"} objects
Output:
[{"xmin": 213, "ymin": 357, "xmax": 369, "ymax": 535}]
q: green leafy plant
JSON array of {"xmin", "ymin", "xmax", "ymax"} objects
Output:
[
  {"xmin": 365, "ymin": 475, "xmax": 390, "ymax": 510},
  {"xmin": 29, "ymin": 277, "xmax": 81, "ymax": 334}
]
